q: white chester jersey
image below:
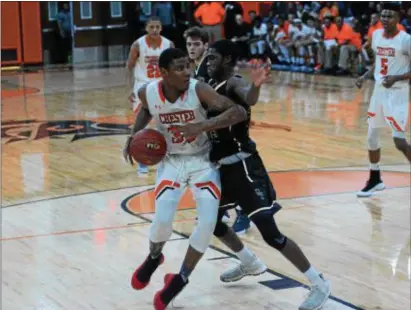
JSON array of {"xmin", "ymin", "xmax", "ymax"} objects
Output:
[
  {"xmin": 145, "ymin": 79, "xmax": 210, "ymax": 155},
  {"xmin": 134, "ymin": 35, "xmax": 172, "ymax": 83},
  {"xmin": 372, "ymin": 29, "xmax": 411, "ymax": 88}
]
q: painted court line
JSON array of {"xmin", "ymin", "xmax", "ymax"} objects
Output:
[{"xmin": 0, "ymin": 218, "xmax": 196, "ymax": 242}]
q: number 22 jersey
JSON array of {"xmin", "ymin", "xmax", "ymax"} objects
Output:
[{"xmin": 134, "ymin": 35, "xmax": 172, "ymax": 83}]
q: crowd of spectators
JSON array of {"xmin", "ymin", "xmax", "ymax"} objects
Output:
[{"xmin": 191, "ymin": 1, "xmax": 411, "ymax": 75}]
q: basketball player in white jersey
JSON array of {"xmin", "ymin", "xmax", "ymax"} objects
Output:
[
  {"xmin": 123, "ymin": 48, "xmax": 247, "ymax": 310},
  {"xmin": 126, "ymin": 16, "xmax": 174, "ymax": 175},
  {"xmin": 356, "ymin": 3, "xmax": 411, "ymax": 197}
]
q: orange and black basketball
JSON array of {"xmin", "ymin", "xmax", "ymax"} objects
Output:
[{"xmin": 129, "ymin": 129, "xmax": 167, "ymax": 166}]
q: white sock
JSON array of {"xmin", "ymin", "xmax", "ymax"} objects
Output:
[
  {"xmin": 370, "ymin": 163, "xmax": 380, "ymax": 171},
  {"xmin": 304, "ymin": 266, "xmax": 324, "ymax": 286},
  {"xmin": 236, "ymin": 247, "xmax": 255, "ymax": 264}
]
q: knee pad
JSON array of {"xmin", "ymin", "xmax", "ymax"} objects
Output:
[
  {"xmin": 190, "ymin": 198, "xmax": 219, "ymax": 253},
  {"xmin": 250, "ymin": 209, "xmax": 287, "ymax": 251},
  {"xmin": 190, "ymin": 216, "xmax": 217, "ymax": 253},
  {"xmin": 367, "ymin": 127, "xmax": 381, "ymax": 151},
  {"xmin": 149, "ymin": 199, "xmax": 178, "ymax": 243},
  {"xmin": 150, "ymin": 218, "xmax": 173, "ymax": 244}
]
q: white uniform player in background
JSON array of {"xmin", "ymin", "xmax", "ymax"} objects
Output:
[
  {"xmin": 126, "ymin": 16, "xmax": 173, "ymax": 175},
  {"xmin": 356, "ymin": 3, "xmax": 411, "ymax": 197},
  {"xmin": 123, "ymin": 48, "xmax": 247, "ymax": 310}
]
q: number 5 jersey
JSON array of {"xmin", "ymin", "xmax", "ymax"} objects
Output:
[{"xmin": 372, "ymin": 29, "xmax": 411, "ymax": 88}]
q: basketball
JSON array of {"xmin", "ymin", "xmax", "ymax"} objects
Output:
[{"xmin": 129, "ymin": 129, "xmax": 167, "ymax": 166}]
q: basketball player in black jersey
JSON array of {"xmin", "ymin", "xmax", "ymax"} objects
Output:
[
  {"xmin": 185, "ymin": 26, "xmax": 252, "ymax": 233},
  {"xmin": 184, "ymin": 26, "xmax": 210, "ymax": 83},
  {"xmin": 175, "ymin": 40, "xmax": 331, "ymax": 310}
]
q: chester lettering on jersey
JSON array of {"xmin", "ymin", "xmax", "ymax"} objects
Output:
[
  {"xmin": 145, "ymin": 56, "xmax": 159, "ymax": 64},
  {"xmin": 159, "ymin": 111, "xmax": 196, "ymax": 124},
  {"xmin": 376, "ymin": 47, "xmax": 395, "ymax": 57}
]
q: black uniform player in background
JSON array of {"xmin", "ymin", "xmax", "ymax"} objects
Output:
[
  {"xmin": 184, "ymin": 27, "xmax": 210, "ymax": 83},
  {"xmin": 175, "ymin": 40, "xmax": 331, "ymax": 310}
]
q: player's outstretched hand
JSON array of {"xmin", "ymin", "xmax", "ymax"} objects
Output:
[
  {"xmin": 382, "ymin": 75, "xmax": 397, "ymax": 89},
  {"xmin": 123, "ymin": 136, "xmax": 134, "ymax": 165},
  {"xmin": 250, "ymin": 58, "xmax": 272, "ymax": 87}
]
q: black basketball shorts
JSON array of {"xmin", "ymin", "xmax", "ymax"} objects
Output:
[{"xmin": 219, "ymin": 153, "xmax": 277, "ymax": 217}]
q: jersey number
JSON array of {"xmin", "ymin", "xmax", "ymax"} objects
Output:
[
  {"xmin": 168, "ymin": 126, "xmax": 196, "ymax": 144},
  {"xmin": 147, "ymin": 63, "xmax": 161, "ymax": 79},
  {"xmin": 380, "ymin": 58, "xmax": 388, "ymax": 76}
]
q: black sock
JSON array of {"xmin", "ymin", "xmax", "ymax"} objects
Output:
[{"xmin": 370, "ymin": 169, "xmax": 381, "ymax": 181}]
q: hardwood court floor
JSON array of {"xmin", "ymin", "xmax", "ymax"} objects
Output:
[{"xmin": 1, "ymin": 68, "xmax": 410, "ymax": 310}]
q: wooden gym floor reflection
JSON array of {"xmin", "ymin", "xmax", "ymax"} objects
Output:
[{"xmin": 1, "ymin": 68, "xmax": 410, "ymax": 310}]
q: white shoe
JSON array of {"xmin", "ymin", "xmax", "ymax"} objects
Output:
[
  {"xmin": 356, "ymin": 181, "xmax": 385, "ymax": 197},
  {"xmin": 299, "ymin": 275, "xmax": 331, "ymax": 310},
  {"xmin": 220, "ymin": 257, "xmax": 267, "ymax": 282}
]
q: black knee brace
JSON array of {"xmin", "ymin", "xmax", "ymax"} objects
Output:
[
  {"xmin": 250, "ymin": 206, "xmax": 287, "ymax": 251},
  {"xmin": 213, "ymin": 209, "xmax": 229, "ymax": 237}
]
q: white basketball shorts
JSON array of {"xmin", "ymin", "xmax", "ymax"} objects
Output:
[{"xmin": 368, "ymin": 84, "xmax": 410, "ymax": 133}]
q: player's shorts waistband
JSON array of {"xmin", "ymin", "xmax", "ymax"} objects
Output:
[{"xmin": 217, "ymin": 152, "xmax": 252, "ymax": 165}]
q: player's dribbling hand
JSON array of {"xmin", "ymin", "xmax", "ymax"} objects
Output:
[
  {"xmin": 250, "ymin": 58, "xmax": 272, "ymax": 87},
  {"xmin": 382, "ymin": 75, "xmax": 397, "ymax": 89},
  {"xmin": 123, "ymin": 136, "xmax": 134, "ymax": 165}
]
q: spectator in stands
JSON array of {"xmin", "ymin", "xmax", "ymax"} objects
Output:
[
  {"xmin": 319, "ymin": 2, "xmax": 339, "ymax": 21},
  {"xmin": 194, "ymin": 1, "xmax": 225, "ymax": 43},
  {"xmin": 335, "ymin": 16, "xmax": 357, "ymax": 75},
  {"xmin": 56, "ymin": 3, "xmax": 72, "ymax": 64},
  {"xmin": 361, "ymin": 13, "xmax": 381, "ymax": 65},
  {"xmin": 288, "ymin": 19, "xmax": 312, "ymax": 69},
  {"xmin": 263, "ymin": 9, "xmax": 278, "ymax": 25},
  {"xmin": 248, "ymin": 10, "xmax": 257, "ymax": 24},
  {"xmin": 368, "ymin": 2, "xmax": 378, "ymax": 15},
  {"xmin": 153, "ymin": 1, "xmax": 176, "ymax": 42},
  {"xmin": 296, "ymin": 17, "xmax": 320, "ymax": 68},
  {"xmin": 375, "ymin": 3, "xmax": 383, "ymax": 15},
  {"xmin": 249, "ymin": 16, "xmax": 267, "ymax": 59},
  {"xmin": 318, "ymin": 15, "xmax": 338, "ymax": 73},
  {"xmin": 223, "ymin": 2, "xmax": 244, "ymax": 39},
  {"xmin": 401, "ymin": 8, "xmax": 411, "ymax": 33},
  {"xmin": 271, "ymin": 17, "xmax": 291, "ymax": 64},
  {"xmin": 230, "ymin": 14, "xmax": 251, "ymax": 60}
]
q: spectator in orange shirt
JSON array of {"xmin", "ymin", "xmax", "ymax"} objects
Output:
[
  {"xmin": 336, "ymin": 16, "xmax": 357, "ymax": 74},
  {"xmin": 194, "ymin": 1, "xmax": 226, "ymax": 43},
  {"xmin": 319, "ymin": 2, "xmax": 339, "ymax": 21},
  {"xmin": 337, "ymin": 16, "xmax": 365, "ymax": 75},
  {"xmin": 318, "ymin": 15, "xmax": 339, "ymax": 72},
  {"xmin": 361, "ymin": 13, "xmax": 381, "ymax": 64}
]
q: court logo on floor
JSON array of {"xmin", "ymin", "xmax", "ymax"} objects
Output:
[{"xmin": 1, "ymin": 119, "xmax": 130, "ymax": 144}]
